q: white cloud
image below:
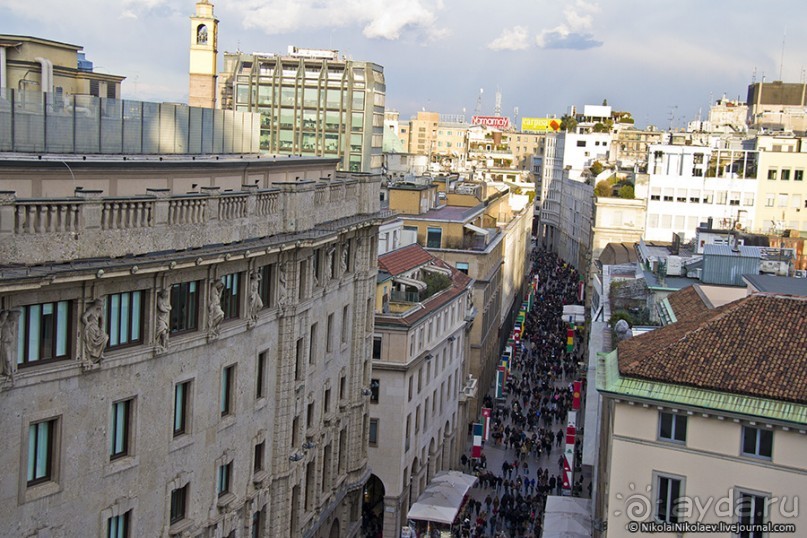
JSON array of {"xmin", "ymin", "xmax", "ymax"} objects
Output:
[
  {"xmin": 536, "ymin": 0, "xmax": 603, "ymax": 50},
  {"xmin": 233, "ymin": 0, "xmax": 447, "ymax": 41},
  {"xmin": 487, "ymin": 26, "xmax": 530, "ymax": 51}
]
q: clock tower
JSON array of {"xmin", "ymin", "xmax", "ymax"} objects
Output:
[{"xmin": 189, "ymin": 0, "xmax": 218, "ymax": 108}]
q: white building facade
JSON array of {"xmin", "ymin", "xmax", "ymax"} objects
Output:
[{"xmin": 638, "ymin": 144, "xmax": 759, "ymax": 241}]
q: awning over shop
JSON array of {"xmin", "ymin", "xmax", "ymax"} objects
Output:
[
  {"xmin": 463, "ymin": 223, "xmax": 489, "ymax": 236},
  {"xmin": 542, "ymin": 496, "xmax": 592, "ymax": 537},
  {"xmin": 393, "ymin": 276, "xmax": 427, "ymax": 292},
  {"xmin": 406, "ymin": 471, "xmax": 478, "ymax": 525}
]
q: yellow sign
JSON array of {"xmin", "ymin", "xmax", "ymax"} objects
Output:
[{"xmin": 521, "ymin": 117, "xmax": 561, "ymax": 132}]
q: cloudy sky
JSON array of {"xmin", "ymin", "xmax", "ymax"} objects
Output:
[{"xmin": 3, "ymin": 0, "xmax": 806, "ymax": 128}]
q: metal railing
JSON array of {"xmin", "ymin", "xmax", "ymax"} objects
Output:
[{"xmin": 0, "ymin": 88, "xmax": 260, "ymax": 154}]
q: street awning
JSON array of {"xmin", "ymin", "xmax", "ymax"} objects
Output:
[
  {"xmin": 562, "ymin": 305, "xmax": 585, "ymax": 325},
  {"xmin": 542, "ymin": 496, "xmax": 592, "ymax": 537},
  {"xmin": 407, "ymin": 471, "xmax": 478, "ymax": 525},
  {"xmin": 463, "ymin": 223, "xmax": 489, "ymax": 236}
]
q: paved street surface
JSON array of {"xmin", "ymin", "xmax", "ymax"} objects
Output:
[{"xmin": 450, "ymin": 250, "xmax": 592, "ymax": 538}]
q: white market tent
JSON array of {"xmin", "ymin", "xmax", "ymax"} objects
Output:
[
  {"xmin": 406, "ymin": 471, "xmax": 478, "ymax": 525},
  {"xmin": 562, "ymin": 305, "xmax": 585, "ymax": 325},
  {"xmin": 542, "ymin": 495, "xmax": 592, "ymax": 538}
]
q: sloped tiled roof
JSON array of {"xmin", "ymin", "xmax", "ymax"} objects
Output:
[
  {"xmin": 618, "ymin": 294, "xmax": 807, "ymax": 404},
  {"xmin": 665, "ymin": 285, "xmax": 711, "ymax": 320},
  {"xmin": 378, "ymin": 243, "xmax": 433, "ymax": 276},
  {"xmin": 376, "ymin": 255, "xmax": 473, "ymax": 328}
]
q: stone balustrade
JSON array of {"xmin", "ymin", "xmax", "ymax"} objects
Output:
[
  {"xmin": 0, "ymin": 174, "xmax": 380, "ymax": 265},
  {"xmin": 168, "ymin": 196, "xmax": 208, "ymax": 225},
  {"xmin": 15, "ymin": 199, "xmax": 82, "ymax": 233},
  {"xmin": 102, "ymin": 199, "xmax": 154, "ymax": 230}
]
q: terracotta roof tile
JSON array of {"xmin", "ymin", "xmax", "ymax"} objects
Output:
[
  {"xmin": 618, "ymin": 294, "xmax": 807, "ymax": 403},
  {"xmin": 666, "ymin": 285, "xmax": 711, "ymax": 320},
  {"xmin": 378, "ymin": 244, "xmax": 434, "ymax": 276}
]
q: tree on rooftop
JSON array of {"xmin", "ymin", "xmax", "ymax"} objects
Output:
[
  {"xmin": 594, "ymin": 180, "xmax": 612, "ymax": 197},
  {"xmin": 560, "ymin": 114, "xmax": 577, "ymax": 132},
  {"xmin": 420, "ymin": 271, "xmax": 452, "ymax": 300},
  {"xmin": 617, "ymin": 184, "xmax": 635, "ymax": 199}
]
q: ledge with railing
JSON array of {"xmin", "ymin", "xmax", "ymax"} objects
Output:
[{"xmin": 0, "ymin": 174, "xmax": 380, "ymax": 265}]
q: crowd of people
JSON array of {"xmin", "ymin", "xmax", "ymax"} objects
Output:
[{"xmin": 454, "ymin": 249, "xmax": 588, "ymax": 538}]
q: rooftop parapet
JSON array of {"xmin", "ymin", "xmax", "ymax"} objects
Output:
[{"xmin": 0, "ymin": 173, "xmax": 381, "ymax": 265}]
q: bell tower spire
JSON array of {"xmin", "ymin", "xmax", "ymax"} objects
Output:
[{"xmin": 189, "ymin": 0, "xmax": 218, "ymax": 108}]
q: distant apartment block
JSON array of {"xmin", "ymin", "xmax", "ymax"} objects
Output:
[
  {"xmin": 386, "ymin": 177, "xmax": 532, "ymax": 410},
  {"xmin": 637, "ymin": 144, "xmax": 760, "ymax": 241},
  {"xmin": 0, "ymin": 34, "xmax": 124, "ymax": 100},
  {"xmin": 747, "ymin": 80, "xmax": 807, "ymax": 132},
  {"xmin": 219, "ymin": 46, "xmax": 385, "ymax": 173}
]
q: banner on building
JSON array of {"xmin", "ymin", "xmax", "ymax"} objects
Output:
[
  {"xmin": 572, "ymin": 380, "xmax": 582, "ymax": 411},
  {"xmin": 472, "ymin": 115, "xmax": 511, "ymax": 130},
  {"xmin": 495, "ymin": 366, "xmax": 506, "ymax": 398},
  {"xmin": 481, "ymin": 407, "xmax": 491, "ymax": 441},
  {"xmin": 521, "ymin": 117, "xmax": 561, "ymax": 133},
  {"xmin": 562, "ymin": 410, "xmax": 577, "ymax": 495},
  {"xmin": 471, "ymin": 423, "xmax": 484, "ymax": 458},
  {"xmin": 566, "ymin": 325, "xmax": 574, "ymax": 353}
]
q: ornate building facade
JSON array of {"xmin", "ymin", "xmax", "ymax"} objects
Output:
[{"xmin": 0, "ymin": 155, "xmax": 384, "ymax": 538}]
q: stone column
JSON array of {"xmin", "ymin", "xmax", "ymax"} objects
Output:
[
  {"xmin": 0, "ymin": 191, "xmax": 16, "ymax": 236},
  {"xmin": 146, "ymin": 188, "xmax": 170, "ymax": 226},
  {"xmin": 74, "ymin": 188, "xmax": 103, "ymax": 230}
]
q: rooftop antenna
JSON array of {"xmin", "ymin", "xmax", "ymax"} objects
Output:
[
  {"xmin": 494, "ymin": 87, "xmax": 502, "ymax": 117},
  {"xmin": 513, "ymin": 106, "xmax": 519, "ymax": 127},
  {"xmin": 668, "ymin": 105, "xmax": 678, "ymax": 131},
  {"xmin": 751, "ymin": 67, "xmax": 757, "ymax": 84},
  {"xmin": 779, "ymin": 26, "xmax": 786, "ymax": 81},
  {"xmin": 475, "ymin": 88, "xmax": 484, "ymax": 116}
]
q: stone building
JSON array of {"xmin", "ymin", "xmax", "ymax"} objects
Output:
[
  {"xmin": 0, "ymin": 155, "xmax": 384, "ymax": 538},
  {"xmin": 367, "ymin": 243, "xmax": 475, "ymax": 537}
]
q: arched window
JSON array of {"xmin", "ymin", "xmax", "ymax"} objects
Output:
[{"xmin": 196, "ymin": 24, "xmax": 208, "ymax": 45}]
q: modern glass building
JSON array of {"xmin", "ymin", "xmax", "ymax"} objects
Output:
[{"xmin": 219, "ymin": 47, "xmax": 385, "ymax": 173}]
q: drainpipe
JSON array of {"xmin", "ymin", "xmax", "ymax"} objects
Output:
[
  {"xmin": 0, "ymin": 47, "xmax": 7, "ymax": 92},
  {"xmin": 35, "ymin": 57, "xmax": 50, "ymax": 94},
  {"xmin": 34, "ymin": 57, "xmax": 54, "ymax": 109}
]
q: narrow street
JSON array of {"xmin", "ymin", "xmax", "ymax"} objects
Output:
[{"xmin": 454, "ymin": 250, "xmax": 591, "ymax": 537}]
